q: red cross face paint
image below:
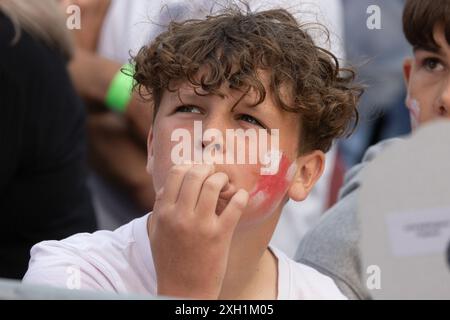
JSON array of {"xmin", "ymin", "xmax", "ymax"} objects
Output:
[{"xmin": 240, "ymin": 152, "xmax": 297, "ymax": 226}]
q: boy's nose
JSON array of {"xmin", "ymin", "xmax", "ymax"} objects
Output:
[
  {"xmin": 438, "ymin": 78, "xmax": 450, "ymax": 117},
  {"xmin": 201, "ymin": 140, "xmax": 223, "ymax": 152},
  {"xmin": 200, "ymin": 116, "xmax": 229, "ymax": 153}
]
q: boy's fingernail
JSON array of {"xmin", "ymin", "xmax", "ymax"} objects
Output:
[
  {"xmin": 156, "ymin": 187, "xmax": 165, "ymax": 199},
  {"xmin": 237, "ymin": 189, "xmax": 249, "ymax": 200}
]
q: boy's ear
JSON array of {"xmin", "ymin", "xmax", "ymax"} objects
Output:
[
  {"xmin": 403, "ymin": 57, "xmax": 413, "ymax": 87},
  {"xmin": 287, "ymin": 150, "xmax": 325, "ymax": 202},
  {"xmin": 146, "ymin": 129, "xmax": 154, "ymax": 174}
]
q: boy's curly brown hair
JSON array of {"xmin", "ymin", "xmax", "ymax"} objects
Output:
[{"xmin": 133, "ymin": 6, "xmax": 363, "ymax": 153}]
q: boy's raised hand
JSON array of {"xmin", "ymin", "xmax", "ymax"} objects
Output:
[{"xmin": 148, "ymin": 164, "xmax": 249, "ymax": 299}]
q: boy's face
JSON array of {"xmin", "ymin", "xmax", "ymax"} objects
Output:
[
  {"xmin": 147, "ymin": 71, "xmax": 323, "ymax": 227},
  {"xmin": 404, "ymin": 25, "xmax": 450, "ymax": 128}
]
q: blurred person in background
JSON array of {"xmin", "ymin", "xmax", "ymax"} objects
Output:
[
  {"xmin": 62, "ymin": 0, "xmax": 156, "ymax": 229},
  {"xmin": 296, "ymin": 0, "xmax": 450, "ymax": 299},
  {"xmin": 338, "ymin": 0, "xmax": 411, "ymax": 169},
  {"xmin": 0, "ymin": 0, "xmax": 97, "ymax": 279}
]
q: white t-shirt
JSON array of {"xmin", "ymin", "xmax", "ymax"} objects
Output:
[{"xmin": 23, "ymin": 214, "xmax": 346, "ymax": 300}]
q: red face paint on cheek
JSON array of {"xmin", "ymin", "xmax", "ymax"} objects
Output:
[{"xmin": 244, "ymin": 154, "xmax": 295, "ymax": 223}]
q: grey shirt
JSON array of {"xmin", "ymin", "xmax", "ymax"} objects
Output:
[{"xmin": 295, "ymin": 138, "xmax": 401, "ymax": 299}]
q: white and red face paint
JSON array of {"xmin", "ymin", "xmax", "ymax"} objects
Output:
[
  {"xmin": 406, "ymin": 95, "xmax": 421, "ymax": 130},
  {"xmin": 240, "ymin": 152, "xmax": 297, "ymax": 226}
]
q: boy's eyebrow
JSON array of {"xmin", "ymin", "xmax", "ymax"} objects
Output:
[
  {"xmin": 414, "ymin": 45, "xmax": 442, "ymax": 54},
  {"xmin": 170, "ymin": 87, "xmax": 282, "ymax": 119},
  {"xmin": 174, "ymin": 89, "xmax": 270, "ymax": 112}
]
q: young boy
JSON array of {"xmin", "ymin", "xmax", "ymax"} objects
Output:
[
  {"xmin": 23, "ymin": 7, "xmax": 361, "ymax": 299},
  {"xmin": 295, "ymin": 0, "xmax": 450, "ymax": 299}
]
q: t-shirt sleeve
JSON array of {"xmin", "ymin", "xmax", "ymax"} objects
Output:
[
  {"xmin": 296, "ymin": 264, "xmax": 348, "ymax": 300},
  {"xmin": 23, "ymin": 240, "xmax": 116, "ymax": 292}
]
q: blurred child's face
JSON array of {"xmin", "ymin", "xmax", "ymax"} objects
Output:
[
  {"xmin": 147, "ymin": 71, "xmax": 305, "ymax": 227},
  {"xmin": 404, "ymin": 25, "xmax": 450, "ymax": 129}
]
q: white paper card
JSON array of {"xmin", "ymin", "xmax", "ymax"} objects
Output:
[{"xmin": 386, "ymin": 207, "xmax": 450, "ymax": 258}]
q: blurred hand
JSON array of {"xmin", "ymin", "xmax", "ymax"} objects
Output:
[{"xmin": 60, "ymin": 0, "xmax": 111, "ymax": 51}]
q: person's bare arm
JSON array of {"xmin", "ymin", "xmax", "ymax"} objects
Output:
[
  {"xmin": 62, "ymin": 0, "xmax": 154, "ymax": 210},
  {"xmin": 68, "ymin": 48, "xmax": 152, "ymax": 142},
  {"xmin": 87, "ymin": 112, "xmax": 155, "ymax": 211},
  {"xmin": 62, "ymin": 0, "xmax": 152, "ymax": 140},
  {"xmin": 60, "ymin": 0, "xmax": 111, "ymax": 52}
]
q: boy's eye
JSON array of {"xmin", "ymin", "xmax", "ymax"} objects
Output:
[
  {"xmin": 175, "ymin": 105, "xmax": 202, "ymax": 114},
  {"xmin": 238, "ymin": 114, "xmax": 264, "ymax": 127},
  {"xmin": 423, "ymin": 57, "xmax": 445, "ymax": 72}
]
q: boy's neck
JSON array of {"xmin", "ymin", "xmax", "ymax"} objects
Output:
[{"xmin": 218, "ymin": 209, "xmax": 281, "ymax": 300}]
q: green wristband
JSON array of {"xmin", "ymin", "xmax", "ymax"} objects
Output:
[{"xmin": 105, "ymin": 63, "xmax": 134, "ymax": 113}]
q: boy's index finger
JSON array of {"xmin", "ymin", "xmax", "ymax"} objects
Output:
[
  {"xmin": 161, "ymin": 163, "xmax": 193, "ymax": 205},
  {"xmin": 195, "ymin": 171, "xmax": 230, "ymax": 217},
  {"xmin": 218, "ymin": 189, "xmax": 249, "ymax": 232},
  {"xmin": 176, "ymin": 164, "xmax": 216, "ymax": 210}
]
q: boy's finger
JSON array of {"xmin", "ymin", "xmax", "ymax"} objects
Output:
[
  {"xmin": 218, "ymin": 189, "xmax": 249, "ymax": 231},
  {"xmin": 177, "ymin": 165, "xmax": 215, "ymax": 210},
  {"xmin": 161, "ymin": 164, "xmax": 192, "ymax": 204},
  {"xmin": 195, "ymin": 172, "xmax": 230, "ymax": 216}
]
